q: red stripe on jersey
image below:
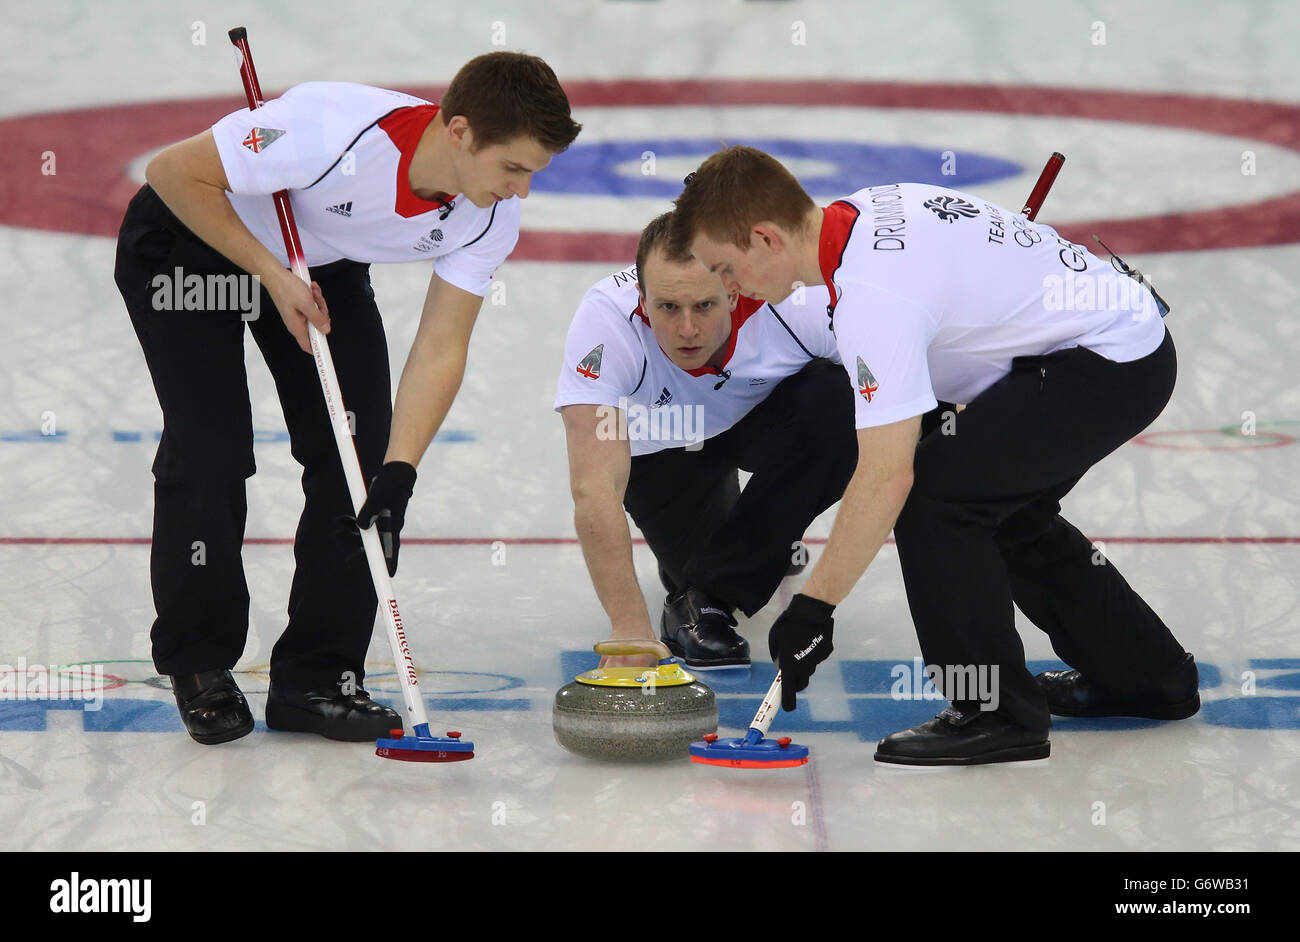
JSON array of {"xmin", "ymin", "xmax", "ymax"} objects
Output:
[
  {"xmin": 817, "ymin": 201, "xmax": 860, "ymax": 313},
  {"xmin": 632, "ymin": 295, "xmax": 766, "ymax": 377},
  {"xmin": 378, "ymin": 104, "xmax": 458, "ymax": 218}
]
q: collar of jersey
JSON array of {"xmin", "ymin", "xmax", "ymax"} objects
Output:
[
  {"xmin": 631, "ymin": 295, "xmax": 765, "ymax": 377},
  {"xmin": 378, "ymin": 104, "xmax": 459, "ymax": 218},
  {"xmin": 818, "ymin": 200, "xmax": 861, "ymax": 313}
]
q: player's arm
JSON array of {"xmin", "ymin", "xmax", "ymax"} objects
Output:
[
  {"xmin": 560, "ymin": 404, "xmax": 657, "ymax": 666},
  {"xmin": 801, "ymin": 415, "xmax": 920, "ymax": 605},
  {"xmin": 145, "ymin": 129, "xmax": 329, "ymax": 353},
  {"xmin": 384, "ymin": 272, "xmax": 483, "ymax": 466},
  {"xmin": 767, "ymin": 414, "xmax": 919, "ymax": 709}
]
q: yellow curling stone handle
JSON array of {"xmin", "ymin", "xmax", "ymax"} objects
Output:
[
  {"xmin": 577, "ymin": 640, "xmax": 694, "ymax": 687},
  {"xmin": 593, "ymin": 639, "xmax": 673, "ymax": 660}
]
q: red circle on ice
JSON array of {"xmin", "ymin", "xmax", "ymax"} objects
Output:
[
  {"xmin": 3, "ymin": 81, "xmax": 1298, "ymax": 258},
  {"xmin": 1132, "ymin": 429, "xmax": 1297, "ymax": 451}
]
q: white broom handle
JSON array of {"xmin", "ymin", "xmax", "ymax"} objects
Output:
[
  {"xmin": 303, "ymin": 314, "xmax": 429, "ymax": 731},
  {"xmin": 232, "ymin": 26, "xmax": 429, "ymax": 732},
  {"xmin": 749, "ymin": 672, "xmax": 784, "ymax": 738}
]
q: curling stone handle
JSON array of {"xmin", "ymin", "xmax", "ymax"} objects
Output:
[
  {"xmin": 748, "ymin": 672, "xmax": 785, "ymax": 740},
  {"xmin": 593, "ymin": 639, "xmax": 673, "ymax": 661}
]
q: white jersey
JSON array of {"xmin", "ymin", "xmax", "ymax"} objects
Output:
[
  {"xmin": 821, "ymin": 183, "xmax": 1168, "ymax": 429},
  {"xmin": 554, "ymin": 266, "xmax": 837, "ymax": 456},
  {"xmin": 210, "ymin": 81, "xmax": 519, "ymax": 296}
]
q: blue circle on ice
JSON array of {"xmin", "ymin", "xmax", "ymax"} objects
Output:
[{"xmin": 534, "ymin": 138, "xmax": 1023, "ymax": 197}]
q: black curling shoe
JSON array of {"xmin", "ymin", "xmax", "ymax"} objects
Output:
[
  {"xmin": 1035, "ymin": 653, "xmax": 1200, "ymax": 720},
  {"xmin": 660, "ymin": 587, "xmax": 750, "ymax": 669},
  {"xmin": 874, "ymin": 707, "xmax": 1050, "ymax": 766},
  {"xmin": 170, "ymin": 670, "xmax": 255, "ymax": 745},
  {"xmin": 265, "ymin": 687, "xmax": 403, "ymax": 741}
]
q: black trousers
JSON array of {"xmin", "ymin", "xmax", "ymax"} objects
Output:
[
  {"xmin": 113, "ymin": 185, "xmax": 390, "ymax": 694},
  {"xmin": 892, "ymin": 331, "xmax": 1186, "ymax": 732},
  {"xmin": 623, "ymin": 359, "xmax": 858, "ymax": 617}
]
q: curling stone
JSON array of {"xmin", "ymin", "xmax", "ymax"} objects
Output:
[{"xmin": 553, "ymin": 640, "xmax": 717, "ymax": 762}]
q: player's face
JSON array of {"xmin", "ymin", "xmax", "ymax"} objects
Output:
[
  {"xmin": 639, "ymin": 250, "xmax": 737, "ymax": 372},
  {"xmin": 461, "ymin": 134, "xmax": 554, "ymax": 207},
  {"xmin": 690, "ymin": 233, "xmax": 786, "ymax": 303}
]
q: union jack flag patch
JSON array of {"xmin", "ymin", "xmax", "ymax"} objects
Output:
[
  {"xmin": 856, "ymin": 356, "xmax": 879, "ymax": 402},
  {"xmin": 242, "ymin": 127, "xmax": 285, "ymax": 153},
  {"xmin": 576, "ymin": 344, "xmax": 604, "ymax": 379}
]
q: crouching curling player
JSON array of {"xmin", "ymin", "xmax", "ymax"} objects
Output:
[{"xmin": 554, "ymin": 213, "xmax": 857, "ymax": 670}]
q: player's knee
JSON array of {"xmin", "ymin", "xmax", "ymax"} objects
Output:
[
  {"xmin": 895, "ymin": 485, "xmax": 998, "ymax": 542},
  {"xmin": 151, "ymin": 435, "xmax": 254, "ymax": 487},
  {"xmin": 288, "ymin": 403, "xmax": 389, "ymax": 477},
  {"xmin": 907, "ymin": 443, "xmax": 976, "ymax": 503},
  {"xmin": 893, "ymin": 491, "xmax": 957, "ymax": 545}
]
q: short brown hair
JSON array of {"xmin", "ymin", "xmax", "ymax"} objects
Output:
[
  {"xmin": 635, "ymin": 212, "xmax": 694, "ymax": 288},
  {"xmin": 440, "ymin": 52, "xmax": 582, "ymax": 153},
  {"xmin": 671, "ymin": 145, "xmax": 815, "ymax": 251}
]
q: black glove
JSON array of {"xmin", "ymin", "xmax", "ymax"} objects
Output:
[
  {"xmin": 768, "ymin": 593, "xmax": 835, "ymax": 712},
  {"xmin": 350, "ymin": 460, "xmax": 417, "ymax": 577}
]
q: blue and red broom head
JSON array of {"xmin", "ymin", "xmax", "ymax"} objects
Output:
[
  {"xmin": 375, "ymin": 726, "xmax": 475, "ymax": 763},
  {"xmin": 689, "ymin": 732, "xmax": 809, "ymax": 769}
]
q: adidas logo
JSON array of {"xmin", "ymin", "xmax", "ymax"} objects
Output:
[
  {"xmin": 326, "ymin": 202, "xmax": 353, "ymax": 217},
  {"xmin": 653, "ymin": 386, "xmax": 673, "ymax": 407}
]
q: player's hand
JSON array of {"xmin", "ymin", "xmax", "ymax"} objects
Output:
[
  {"xmin": 267, "ymin": 268, "xmax": 330, "ymax": 354},
  {"xmin": 768, "ymin": 593, "xmax": 835, "ymax": 711},
  {"xmin": 349, "ymin": 461, "xmax": 418, "ymax": 577}
]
